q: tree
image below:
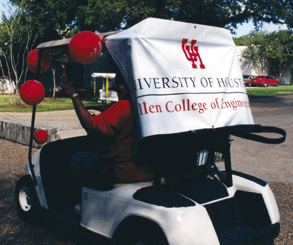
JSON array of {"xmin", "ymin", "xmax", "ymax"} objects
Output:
[
  {"xmin": 0, "ymin": 2, "xmax": 40, "ymax": 104},
  {"xmin": 1, "ymin": 1, "xmax": 65, "ymax": 104},
  {"xmin": 262, "ymin": 0, "xmax": 293, "ymax": 32},
  {"xmin": 10, "ymin": 0, "xmax": 293, "ymax": 34},
  {"xmin": 233, "ymin": 35, "xmax": 253, "ymax": 46},
  {"xmin": 47, "ymin": 51, "xmax": 69, "ymax": 99},
  {"xmin": 10, "ymin": 0, "xmax": 86, "ymax": 37},
  {"xmin": 75, "ymin": 0, "xmax": 293, "ymax": 33},
  {"xmin": 240, "ymin": 30, "xmax": 293, "ymax": 82},
  {"xmin": 5, "ymin": 0, "xmax": 292, "ymax": 94}
]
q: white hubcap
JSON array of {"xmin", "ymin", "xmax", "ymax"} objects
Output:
[{"xmin": 19, "ymin": 187, "xmax": 32, "ymax": 212}]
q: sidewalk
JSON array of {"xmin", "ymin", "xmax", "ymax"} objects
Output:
[{"xmin": 0, "ymin": 110, "xmax": 86, "ymax": 141}]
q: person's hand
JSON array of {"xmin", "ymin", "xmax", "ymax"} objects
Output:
[{"xmin": 61, "ymin": 73, "xmax": 76, "ymax": 97}]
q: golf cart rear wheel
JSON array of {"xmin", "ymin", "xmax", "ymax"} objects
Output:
[
  {"xmin": 112, "ymin": 218, "xmax": 168, "ymax": 245},
  {"xmin": 113, "ymin": 232, "xmax": 167, "ymax": 245},
  {"xmin": 15, "ymin": 175, "xmax": 42, "ymax": 224}
]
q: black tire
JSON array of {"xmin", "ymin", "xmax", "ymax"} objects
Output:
[
  {"xmin": 263, "ymin": 82, "xmax": 268, "ymax": 87},
  {"xmin": 113, "ymin": 231, "xmax": 167, "ymax": 245},
  {"xmin": 112, "ymin": 217, "xmax": 168, "ymax": 245},
  {"xmin": 276, "ymin": 82, "xmax": 280, "ymax": 86},
  {"xmin": 15, "ymin": 175, "xmax": 42, "ymax": 224}
]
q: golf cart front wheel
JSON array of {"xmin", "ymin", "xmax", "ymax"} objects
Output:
[{"xmin": 15, "ymin": 175, "xmax": 42, "ymax": 224}]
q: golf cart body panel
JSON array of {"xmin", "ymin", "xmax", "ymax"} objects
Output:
[
  {"xmin": 231, "ymin": 174, "xmax": 280, "ymax": 224},
  {"xmin": 24, "ymin": 149, "xmax": 48, "ymax": 209},
  {"xmin": 17, "ymin": 18, "xmax": 286, "ymax": 245},
  {"xmin": 80, "ymin": 178, "xmax": 279, "ymax": 245},
  {"xmin": 81, "ymin": 184, "xmax": 220, "ymax": 245}
]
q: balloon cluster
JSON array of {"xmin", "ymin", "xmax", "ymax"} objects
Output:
[{"xmin": 21, "ymin": 31, "xmax": 102, "ymax": 145}]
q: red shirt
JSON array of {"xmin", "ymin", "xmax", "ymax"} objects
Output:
[{"xmin": 92, "ymin": 100, "xmax": 153, "ymax": 182}]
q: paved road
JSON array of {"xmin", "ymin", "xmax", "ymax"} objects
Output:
[
  {"xmin": 231, "ymin": 95, "xmax": 293, "ymax": 183},
  {"xmin": 1, "ymin": 95, "xmax": 292, "ymax": 182}
]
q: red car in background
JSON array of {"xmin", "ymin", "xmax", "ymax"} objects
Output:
[{"xmin": 250, "ymin": 75, "xmax": 280, "ymax": 87}]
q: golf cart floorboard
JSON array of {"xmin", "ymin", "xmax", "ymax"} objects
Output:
[{"xmin": 218, "ymin": 223, "xmax": 280, "ymax": 245}]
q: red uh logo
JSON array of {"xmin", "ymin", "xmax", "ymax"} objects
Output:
[{"xmin": 182, "ymin": 39, "xmax": 206, "ymax": 69}]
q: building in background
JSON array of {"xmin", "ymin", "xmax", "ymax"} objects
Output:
[{"xmin": 237, "ymin": 46, "xmax": 292, "ymax": 85}]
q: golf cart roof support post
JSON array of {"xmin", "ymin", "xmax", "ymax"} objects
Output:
[
  {"xmin": 28, "ymin": 49, "xmax": 44, "ymax": 186},
  {"xmin": 224, "ymin": 138, "xmax": 233, "ymax": 187},
  {"xmin": 153, "ymin": 170, "xmax": 162, "ymax": 186},
  {"xmin": 28, "ymin": 105, "xmax": 37, "ymax": 186}
]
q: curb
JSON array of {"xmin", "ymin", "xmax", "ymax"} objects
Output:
[{"xmin": 0, "ymin": 118, "xmax": 60, "ymax": 148}]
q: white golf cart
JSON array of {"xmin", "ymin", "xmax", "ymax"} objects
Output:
[
  {"xmin": 15, "ymin": 19, "xmax": 286, "ymax": 245},
  {"xmin": 91, "ymin": 72, "xmax": 119, "ymax": 104}
]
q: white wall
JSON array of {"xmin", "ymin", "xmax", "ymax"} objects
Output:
[{"xmin": 0, "ymin": 79, "xmax": 15, "ymax": 94}]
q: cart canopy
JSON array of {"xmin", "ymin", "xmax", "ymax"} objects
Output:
[{"xmin": 106, "ymin": 18, "xmax": 254, "ymax": 138}]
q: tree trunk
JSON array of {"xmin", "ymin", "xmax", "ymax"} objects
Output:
[{"xmin": 52, "ymin": 67, "xmax": 56, "ymax": 99}]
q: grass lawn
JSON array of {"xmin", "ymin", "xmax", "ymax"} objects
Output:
[
  {"xmin": 0, "ymin": 95, "xmax": 101, "ymax": 112},
  {"xmin": 246, "ymin": 85, "xmax": 293, "ymax": 97},
  {"xmin": 1, "ymin": 85, "xmax": 293, "ymax": 112}
]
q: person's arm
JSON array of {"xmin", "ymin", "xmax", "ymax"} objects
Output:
[{"xmin": 61, "ymin": 74, "xmax": 96, "ymax": 134}]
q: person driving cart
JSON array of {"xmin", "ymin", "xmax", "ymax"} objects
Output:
[{"xmin": 61, "ymin": 70, "xmax": 154, "ymax": 193}]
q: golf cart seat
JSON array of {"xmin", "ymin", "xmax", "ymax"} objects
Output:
[
  {"xmin": 39, "ymin": 136, "xmax": 113, "ymax": 208},
  {"xmin": 38, "ymin": 131, "xmax": 207, "ymax": 210}
]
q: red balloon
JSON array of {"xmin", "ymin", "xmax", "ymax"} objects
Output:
[
  {"xmin": 34, "ymin": 130, "xmax": 49, "ymax": 145},
  {"xmin": 26, "ymin": 49, "xmax": 51, "ymax": 74},
  {"xmin": 69, "ymin": 31, "xmax": 102, "ymax": 64},
  {"xmin": 20, "ymin": 80, "xmax": 45, "ymax": 106}
]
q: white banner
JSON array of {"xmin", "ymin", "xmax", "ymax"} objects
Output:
[{"xmin": 106, "ymin": 18, "xmax": 254, "ymax": 138}]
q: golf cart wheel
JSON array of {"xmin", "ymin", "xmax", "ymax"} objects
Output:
[
  {"xmin": 263, "ymin": 82, "xmax": 268, "ymax": 87},
  {"xmin": 113, "ymin": 232, "xmax": 167, "ymax": 245},
  {"xmin": 112, "ymin": 217, "xmax": 168, "ymax": 245},
  {"xmin": 15, "ymin": 175, "xmax": 42, "ymax": 224}
]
